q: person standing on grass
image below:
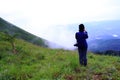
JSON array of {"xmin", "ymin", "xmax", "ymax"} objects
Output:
[{"xmin": 74, "ymin": 24, "xmax": 88, "ymax": 66}]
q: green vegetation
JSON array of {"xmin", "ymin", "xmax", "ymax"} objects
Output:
[
  {"xmin": 0, "ymin": 37, "xmax": 120, "ymax": 80},
  {"xmin": 95, "ymin": 50, "xmax": 120, "ymax": 56}
]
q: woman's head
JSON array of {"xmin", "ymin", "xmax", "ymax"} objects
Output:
[{"xmin": 79, "ymin": 24, "xmax": 85, "ymax": 32}]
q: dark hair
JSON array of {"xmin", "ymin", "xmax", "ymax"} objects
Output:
[{"xmin": 79, "ymin": 24, "xmax": 85, "ymax": 32}]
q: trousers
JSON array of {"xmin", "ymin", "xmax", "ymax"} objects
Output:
[{"xmin": 78, "ymin": 47, "xmax": 87, "ymax": 66}]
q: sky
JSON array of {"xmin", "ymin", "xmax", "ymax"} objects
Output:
[{"xmin": 0, "ymin": 0, "xmax": 120, "ymax": 49}]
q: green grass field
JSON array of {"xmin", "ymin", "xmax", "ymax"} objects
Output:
[{"xmin": 0, "ymin": 39, "xmax": 120, "ymax": 80}]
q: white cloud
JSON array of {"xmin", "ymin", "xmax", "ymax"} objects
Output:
[{"xmin": 1, "ymin": 0, "xmax": 120, "ymax": 25}]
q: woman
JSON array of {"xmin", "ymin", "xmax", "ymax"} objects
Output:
[{"xmin": 75, "ymin": 24, "xmax": 88, "ymax": 66}]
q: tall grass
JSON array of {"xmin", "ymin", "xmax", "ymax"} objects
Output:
[{"xmin": 0, "ymin": 39, "xmax": 120, "ymax": 80}]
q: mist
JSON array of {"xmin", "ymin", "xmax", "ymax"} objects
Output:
[{"xmin": 38, "ymin": 24, "xmax": 79, "ymax": 50}]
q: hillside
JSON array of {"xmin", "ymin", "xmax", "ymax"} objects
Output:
[
  {"xmin": 0, "ymin": 38, "xmax": 120, "ymax": 80},
  {"xmin": 88, "ymin": 39, "xmax": 120, "ymax": 52},
  {"xmin": 0, "ymin": 17, "xmax": 47, "ymax": 47}
]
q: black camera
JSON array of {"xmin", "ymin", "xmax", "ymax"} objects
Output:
[{"xmin": 74, "ymin": 43, "xmax": 78, "ymax": 47}]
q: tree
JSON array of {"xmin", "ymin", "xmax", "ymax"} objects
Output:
[{"xmin": 0, "ymin": 32, "xmax": 18, "ymax": 54}]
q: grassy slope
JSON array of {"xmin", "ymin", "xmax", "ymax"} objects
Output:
[{"xmin": 0, "ymin": 39, "xmax": 120, "ymax": 80}]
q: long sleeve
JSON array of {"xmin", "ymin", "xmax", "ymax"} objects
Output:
[{"xmin": 84, "ymin": 31, "xmax": 88, "ymax": 39}]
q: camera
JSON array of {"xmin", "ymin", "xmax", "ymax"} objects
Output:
[{"xmin": 74, "ymin": 43, "xmax": 78, "ymax": 47}]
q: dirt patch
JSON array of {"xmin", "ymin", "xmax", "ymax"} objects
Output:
[
  {"xmin": 64, "ymin": 75, "xmax": 75, "ymax": 80},
  {"xmin": 74, "ymin": 67, "xmax": 81, "ymax": 73},
  {"xmin": 92, "ymin": 73, "xmax": 102, "ymax": 80}
]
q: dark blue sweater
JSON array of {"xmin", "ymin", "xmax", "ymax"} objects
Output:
[{"xmin": 75, "ymin": 31, "xmax": 88, "ymax": 48}]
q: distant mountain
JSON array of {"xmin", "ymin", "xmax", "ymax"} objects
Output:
[
  {"xmin": 88, "ymin": 39, "xmax": 120, "ymax": 52},
  {"xmin": 0, "ymin": 17, "xmax": 48, "ymax": 47}
]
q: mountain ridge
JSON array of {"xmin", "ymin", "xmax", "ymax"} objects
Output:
[
  {"xmin": 0, "ymin": 17, "xmax": 48, "ymax": 47},
  {"xmin": 88, "ymin": 39, "xmax": 120, "ymax": 52}
]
